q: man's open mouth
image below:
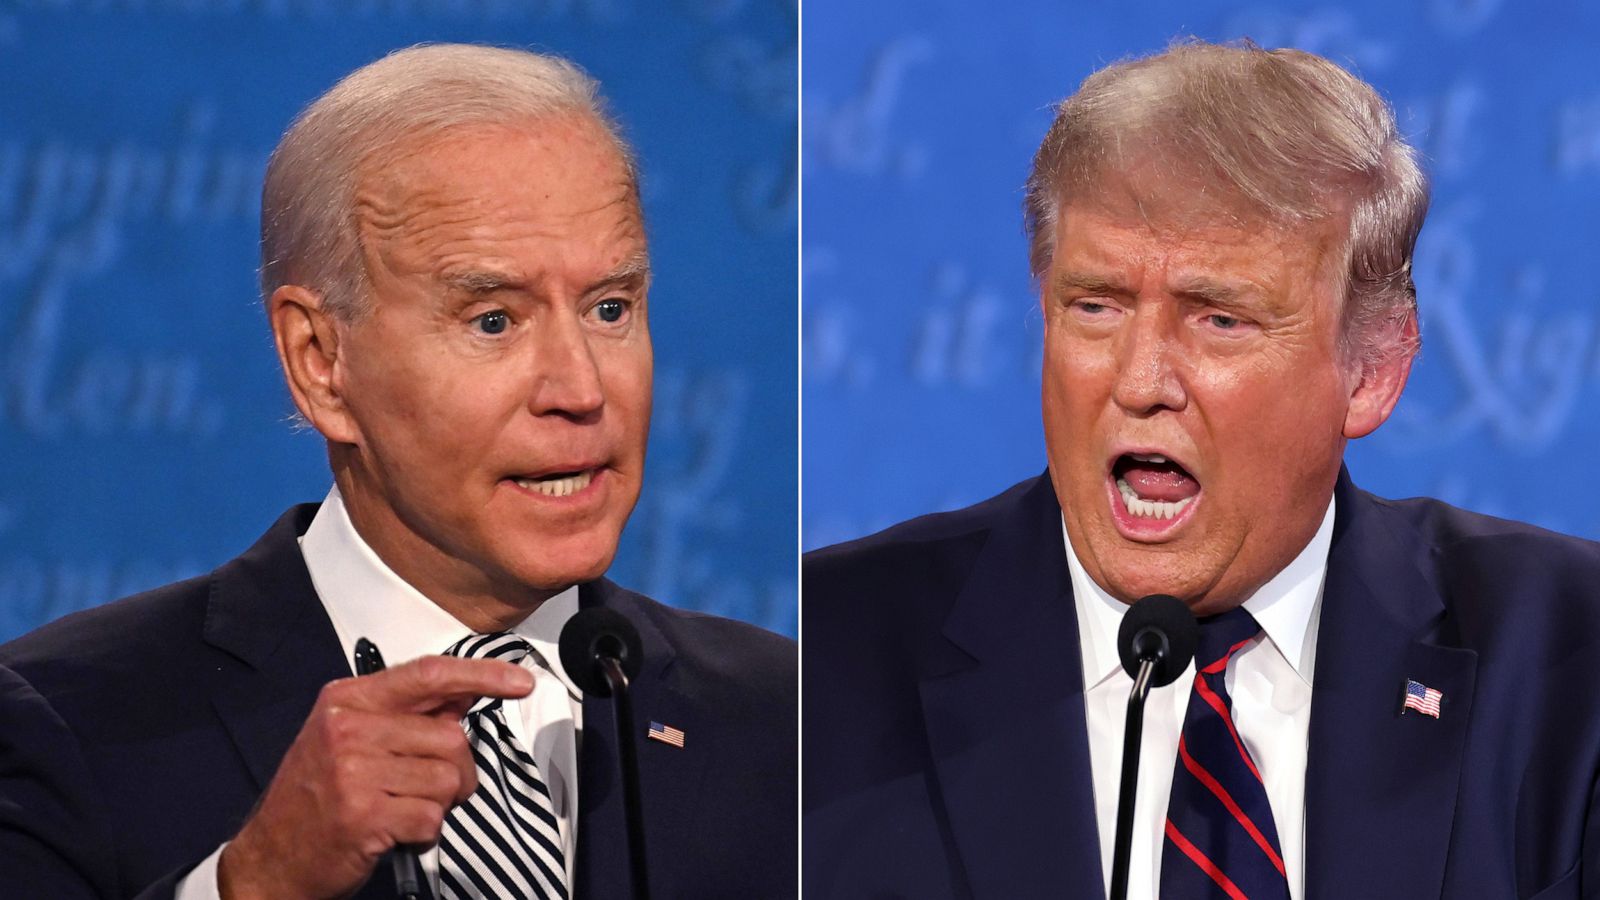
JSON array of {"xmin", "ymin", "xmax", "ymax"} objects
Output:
[
  {"xmin": 511, "ymin": 468, "xmax": 597, "ymax": 498},
  {"xmin": 1111, "ymin": 452, "xmax": 1201, "ymax": 522}
]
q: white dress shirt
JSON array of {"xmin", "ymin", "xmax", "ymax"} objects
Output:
[
  {"xmin": 1069, "ymin": 497, "xmax": 1333, "ymax": 900},
  {"xmin": 177, "ymin": 486, "xmax": 582, "ymax": 899}
]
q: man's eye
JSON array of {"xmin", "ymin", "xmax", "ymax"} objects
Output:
[
  {"xmin": 1207, "ymin": 314, "xmax": 1241, "ymax": 330},
  {"xmin": 1074, "ymin": 300, "xmax": 1110, "ymax": 315},
  {"xmin": 474, "ymin": 310, "xmax": 510, "ymax": 335},
  {"xmin": 596, "ymin": 299, "xmax": 627, "ymax": 323}
]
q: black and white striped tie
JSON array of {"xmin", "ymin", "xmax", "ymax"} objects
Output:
[{"xmin": 439, "ymin": 633, "xmax": 568, "ymax": 900}]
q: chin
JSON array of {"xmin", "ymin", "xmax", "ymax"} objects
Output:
[
  {"xmin": 1109, "ymin": 558, "xmax": 1255, "ymax": 617},
  {"xmin": 501, "ymin": 532, "xmax": 621, "ymax": 592},
  {"xmin": 1100, "ymin": 570, "xmax": 1180, "ymax": 605},
  {"xmin": 1095, "ymin": 546, "xmax": 1217, "ymax": 607}
]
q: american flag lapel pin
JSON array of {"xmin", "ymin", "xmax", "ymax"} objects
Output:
[
  {"xmin": 1402, "ymin": 678, "xmax": 1443, "ymax": 719},
  {"xmin": 647, "ymin": 720, "xmax": 686, "ymax": 748}
]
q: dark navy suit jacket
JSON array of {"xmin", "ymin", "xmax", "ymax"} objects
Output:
[
  {"xmin": 0, "ymin": 504, "xmax": 797, "ymax": 900},
  {"xmin": 803, "ymin": 471, "xmax": 1600, "ymax": 900}
]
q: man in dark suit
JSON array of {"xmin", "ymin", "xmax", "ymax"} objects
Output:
[
  {"xmin": 804, "ymin": 41, "xmax": 1600, "ymax": 899},
  {"xmin": 0, "ymin": 44, "xmax": 795, "ymax": 900}
]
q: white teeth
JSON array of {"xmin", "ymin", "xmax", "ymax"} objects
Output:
[
  {"xmin": 1129, "ymin": 453, "xmax": 1169, "ymax": 464},
  {"xmin": 515, "ymin": 470, "xmax": 594, "ymax": 497},
  {"xmin": 1116, "ymin": 477, "xmax": 1194, "ymax": 521}
]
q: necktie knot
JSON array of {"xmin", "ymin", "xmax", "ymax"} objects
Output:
[
  {"xmin": 1194, "ymin": 606, "xmax": 1261, "ymax": 672},
  {"xmin": 446, "ymin": 631, "xmax": 533, "ymax": 663},
  {"xmin": 444, "ymin": 632, "xmax": 532, "ymax": 715}
]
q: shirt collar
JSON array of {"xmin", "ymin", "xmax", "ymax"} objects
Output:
[
  {"xmin": 299, "ymin": 485, "xmax": 581, "ymax": 699},
  {"xmin": 1065, "ymin": 495, "xmax": 1335, "ymax": 689}
]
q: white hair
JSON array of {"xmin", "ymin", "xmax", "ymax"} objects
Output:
[
  {"xmin": 260, "ymin": 43, "xmax": 638, "ymax": 320},
  {"xmin": 1023, "ymin": 39, "xmax": 1430, "ymax": 369}
]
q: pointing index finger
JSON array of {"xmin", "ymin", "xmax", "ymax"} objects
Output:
[{"xmin": 355, "ymin": 655, "xmax": 534, "ymax": 715}]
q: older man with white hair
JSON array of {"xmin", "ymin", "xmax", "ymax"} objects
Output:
[
  {"xmin": 0, "ymin": 44, "xmax": 795, "ymax": 900},
  {"xmin": 805, "ymin": 40, "xmax": 1600, "ymax": 899}
]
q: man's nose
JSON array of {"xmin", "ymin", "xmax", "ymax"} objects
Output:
[
  {"xmin": 525, "ymin": 312, "xmax": 605, "ymax": 419},
  {"xmin": 1111, "ymin": 305, "xmax": 1188, "ymax": 415}
]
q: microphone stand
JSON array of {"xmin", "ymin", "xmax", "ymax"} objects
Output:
[
  {"xmin": 1110, "ymin": 657, "xmax": 1156, "ymax": 900},
  {"xmin": 600, "ymin": 657, "xmax": 651, "ymax": 900}
]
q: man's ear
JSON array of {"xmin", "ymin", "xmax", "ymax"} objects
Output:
[
  {"xmin": 1343, "ymin": 315, "xmax": 1418, "ymax": 439},
  {"xmin": 269, "ymin": 284, "xmax": 360, "ymax": 444}
]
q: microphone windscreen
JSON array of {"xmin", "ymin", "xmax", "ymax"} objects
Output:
[
  {"xmin": 1116, "ymin": 594, "xmax": 1198, "ymax": 688},
  {"xmin": 558, "ymin": 607, "xmax": 645, "ymax": 697}
]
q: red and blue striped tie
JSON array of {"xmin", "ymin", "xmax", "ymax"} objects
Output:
[{"xmin": 1159, "ymin": 608, "xmax": 1290, "ymax": 900}]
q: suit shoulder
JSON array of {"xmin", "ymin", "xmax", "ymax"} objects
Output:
[
  {"xmin": 0, "ymin": 573, "xmax": 212, "ymax": 692},
  {"xmin": 0, "ymin": 504, "xmax": 314, "ymax": 714},
  {"xmin": 804, "ymin": 476, "xmax": 1037, "ymax": 590},
  {"xmin": 1364, "ymin": 491, "xmax": 1600, "ymax": 656},
  {"xmin": 1375, "ymin": 492, "xmax": 1600, "ymax": 575},
  {"xmin": 0, "ymin": 572, "xmax": 229, "ymax": 753}
]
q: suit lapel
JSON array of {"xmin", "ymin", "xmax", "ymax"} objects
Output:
[
  {"xmin": 574, "ymin": 580, "xmax": 710, "ymax": 900},
  {"xmin": 1304, "ymin": 472, "xmax": 1477, "ymax": 900},
  {"xmin": 203, "ymin": 505, "xmax": 350, "ymax": 791},
  {"xmin": 918, "ymin": 475, "xmax": 1106, "ymax": 898},
  {"xmin": 199, "ymin": 504, "xmax": 418, "ymax": 899}
]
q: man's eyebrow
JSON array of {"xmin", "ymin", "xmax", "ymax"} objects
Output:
[
  {"xmin": 437, "ymin": 252, "xmax": 651, "ymax": 295},
  {"xmin": 1167, "ymin": 275, "xmax": 1261, "ymax": 306},
  {"xmin": 594, "ymin": 251, "xmax": 652, "ymax": 289},
  {"xmin": 1050, "ymin": 271, "xmax": 1131, "ymax": 297},
  {"xmin": 440, "ymin": 269, "xmax": 522, "ymax": 293}
]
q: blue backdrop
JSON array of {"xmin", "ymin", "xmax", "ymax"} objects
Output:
[
  {"xmin": 0, "ymin": 1, "xmax": 797, "ymax": 642},
  {"xmin": 803, "ymin": 0, "xmax": 1600, "ymax": 551}
]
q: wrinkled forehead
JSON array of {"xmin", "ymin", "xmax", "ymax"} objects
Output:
[
  {"xmin": 1050, "ymin": 173, "xmax": 1352, "ymax": 311},
  {"xmin": 1063, "ymin": 141, "xmax": 1312, "ymax": 228},
  {"xmin": 1056, "ymin": 155, "xmax": 1350, "ymax": 270},
  {"xmin": 355, "ymin": 115, "xmax": 640, "ymax": 220},
  {"xmin": 349, "ymin": 117, "xmax": 646, "ymax": 280},
  {"xmin": 343, "ymin": 119, "xmax": 650, "ymax": 308}
]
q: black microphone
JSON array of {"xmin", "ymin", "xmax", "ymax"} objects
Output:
[
  {"xmin": 1116, "ymin": 594, "xmax": 1197, "ymax": 688},
  {"xmin": 558, "ymin": 608, "xmax": 650, "ymax": 900},
  {"xmin": 559, "ymin": 607, "xmax": 644, "ymax": 696},
  {"xmin": 1109, "ymin": 595, "xmax": 1198, "ymax": 900}
]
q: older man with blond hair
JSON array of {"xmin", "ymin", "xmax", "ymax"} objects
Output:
[
  {"xmin": 805, "ymin": 40, "xmax": 1600, "ymax": 899},
  {"xmin": 0, "ymin": 44, "xmax": 795, "ymax": 900}
]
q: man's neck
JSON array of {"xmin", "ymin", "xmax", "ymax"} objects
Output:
[{"xmin": 331, "ymin": 472, "xmax": 561, "ymax": 633}]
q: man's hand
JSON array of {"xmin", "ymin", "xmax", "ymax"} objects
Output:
[{"xmin": 217, "ymin": 655, "xmax": 534, "ymax": 899}]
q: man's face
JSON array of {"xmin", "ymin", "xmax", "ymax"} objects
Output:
[
  {"xmin": 1042, "ymin": 182, "xmax": 1392, "ymax": 613},
  {"xmin": 328, "ymin": 117, "xmax": 651, "ymax": 606}
]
